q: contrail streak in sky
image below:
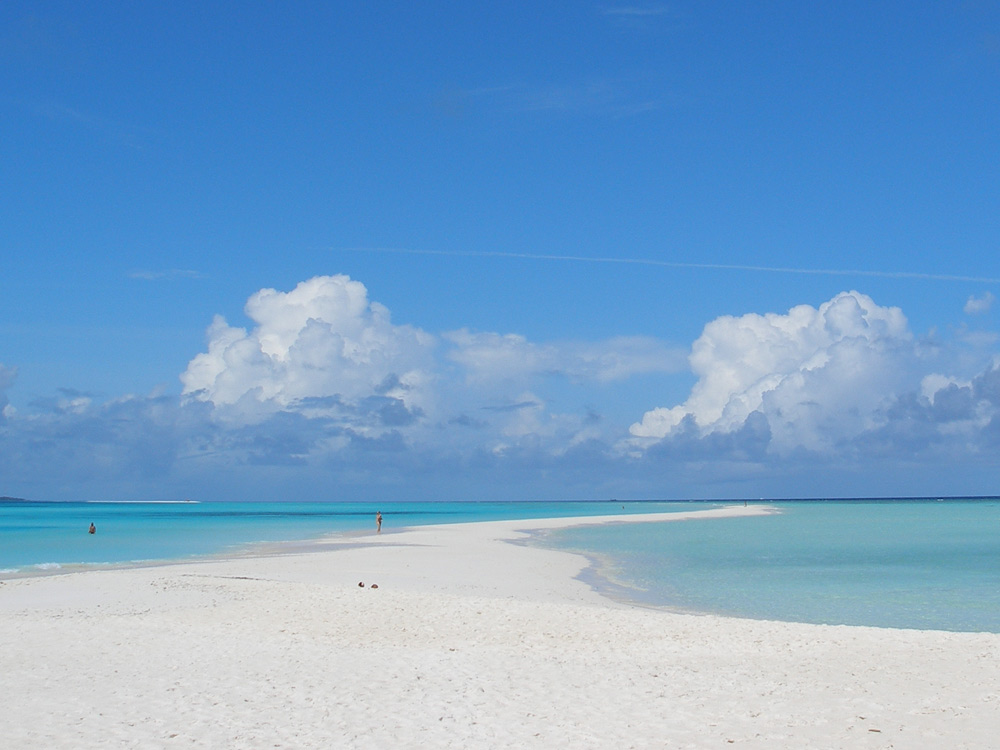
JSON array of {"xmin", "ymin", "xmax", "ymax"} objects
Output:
[{"xmin": 340, "ymin": 247, "xmax": 1000, "ymax": 284}]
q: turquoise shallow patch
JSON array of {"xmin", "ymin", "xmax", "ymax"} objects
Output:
[{"xmin": 545, "ymin": 499, "xmax": 1000, "ymax": 632}]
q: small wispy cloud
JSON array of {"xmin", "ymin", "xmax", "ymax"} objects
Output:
[
  {"xmin": 516, "ymin": 80, "xmax": 619, "ymax": 114},
  {"xmin": 436, "ymin": 77, "xmax": 661, "ymax": 121},
  {"xmin": 482, "ymin": 400, "xmax": 542, "ymax": 413},
  {"xmin": 600, "ymin": 4, "xmax": 683, "ymax": 32},
  {"xmin": 29, "ymin": 99, "xmax": 157, "ymax": 149},
  {"xmin": 964, "ymin": 291, "xmax": 995, "ymax": 315},
  {"xmin": 130, "ymin": 269, "xmax": 206, "ymax": 281},
  {"xmin": 342, "ymin": 247, "xmax": 1000, "ymax": 285},
  {"xmin": 611, "ymin": 100, "xmax": 660, "ymax": 119}
]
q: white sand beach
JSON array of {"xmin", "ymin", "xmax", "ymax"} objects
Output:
[{"xmin": 2, "ymin": 506, "xmax": 998, "ymax": 749}]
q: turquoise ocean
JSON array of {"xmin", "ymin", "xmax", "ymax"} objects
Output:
[{"xmin": 3, "ymin": 498, "xmax": 999, "ymax": 633}]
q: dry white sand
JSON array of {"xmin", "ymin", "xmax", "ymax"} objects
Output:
[{"xmin": 2, "ymin": 506, "xmax": 998, "ymax": 749}]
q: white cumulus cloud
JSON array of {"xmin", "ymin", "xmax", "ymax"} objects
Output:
[
  {"xmin": 181, "ymin": 275, "xmax": 435, "ymax": 422},
  {"xmin": 630, "ymin": 291, "xmax": 918, "ymax": 453}
]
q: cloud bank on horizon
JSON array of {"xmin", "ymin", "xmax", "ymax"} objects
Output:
[
  {"xmin": 178, "ymin": 275, "xmax": 684, "ymax": 445},
  {"xmin": 2, "ymin": 274, "xmax": 998, "ymax": 502}
]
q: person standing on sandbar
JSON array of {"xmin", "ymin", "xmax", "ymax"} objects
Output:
[{"xmin": 376, "ymin": 511, "xmax": 382, "ymax": 533}]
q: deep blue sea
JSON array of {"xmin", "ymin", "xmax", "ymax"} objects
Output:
[{"xmin": 3, "ymin": 498, "xmax": 999, "ymax": 633}]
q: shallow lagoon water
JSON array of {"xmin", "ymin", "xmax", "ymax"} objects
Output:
[{"xmin": 547, "ymin": 499, "xmax": 1000, "ymax": 632}]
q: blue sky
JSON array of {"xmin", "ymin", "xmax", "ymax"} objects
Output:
[{"xmin": 2, "ymin": 1, "xmax": 1000, "ymax": 501}]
